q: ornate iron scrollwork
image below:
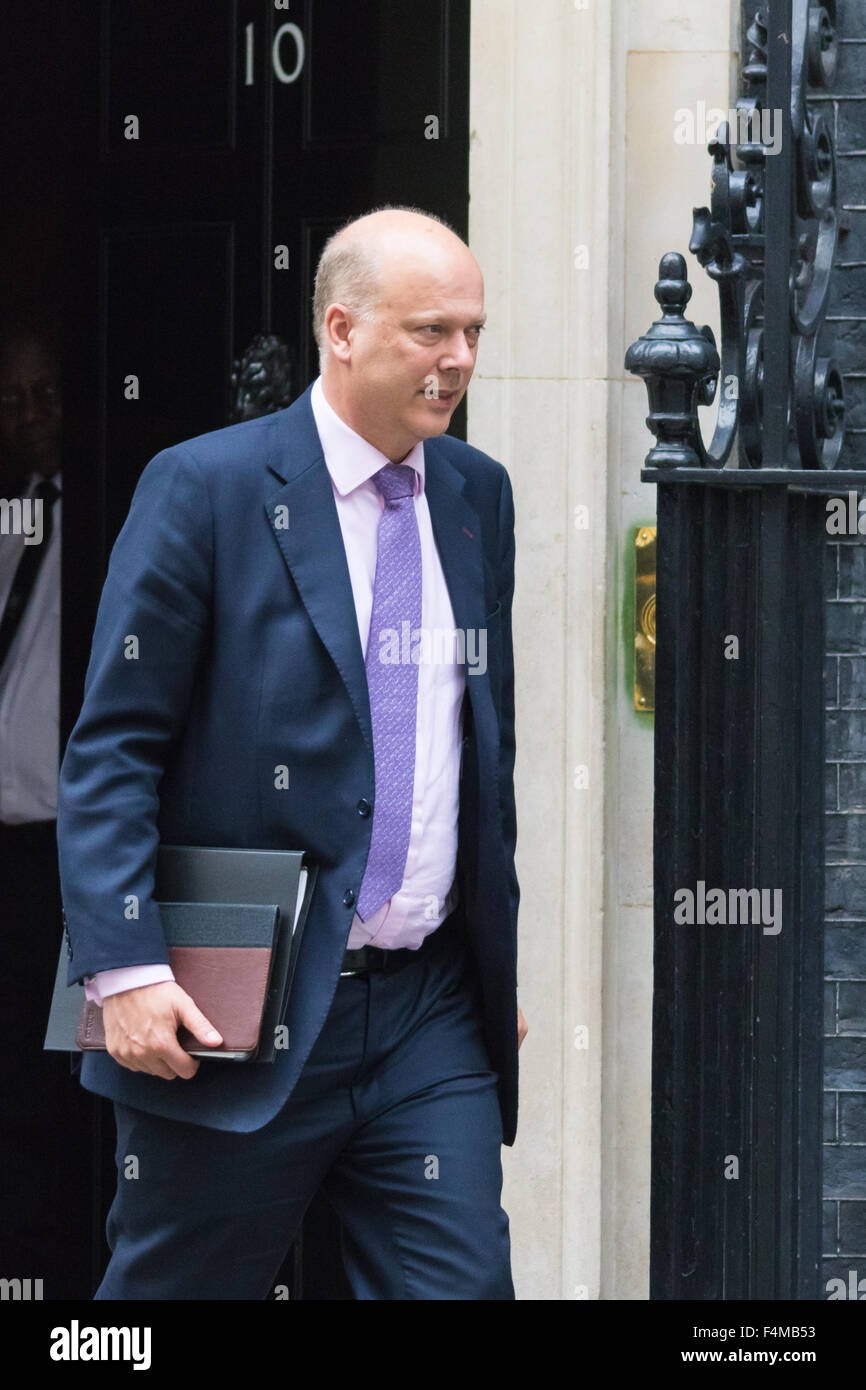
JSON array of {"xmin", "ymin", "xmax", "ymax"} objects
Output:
[{"xmin": 626, "ymin": 1, "xmax": 845, "ymax": 471}]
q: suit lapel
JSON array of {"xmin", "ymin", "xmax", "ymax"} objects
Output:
[
  {"xmin": 422, "ymin": 441, "xmax": 489, "ymax": 728},
  {"xmin": 264, "ymin": 386, "xmax": 489, "ymax": 759}
]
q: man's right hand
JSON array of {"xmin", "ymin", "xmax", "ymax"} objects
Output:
[{"xmin": 102, "ymin": 981, "xmax": 223, "ymax": 1080}]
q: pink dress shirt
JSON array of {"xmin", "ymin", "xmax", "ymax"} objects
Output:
[{"xmin": 85, "ymin": 377, "xmax": 466, "ymax": 1003}]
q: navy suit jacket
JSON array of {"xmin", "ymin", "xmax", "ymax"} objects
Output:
[{"xmin": 57, "ymin": 383, "xmax": 520, "ymax": 1143}]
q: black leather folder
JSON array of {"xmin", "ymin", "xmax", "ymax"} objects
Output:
[{"xmin": 44, "ymin": 845, "xmax": 318, "ymax": 1064}]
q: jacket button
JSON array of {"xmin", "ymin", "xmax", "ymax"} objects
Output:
[
  {"xmin": 357, "ymin": 798, "xmax": 371, "ymax": 817},
  {"xmin": 343, "ymin": 889, "xmax": 356, "ymax": 908}
]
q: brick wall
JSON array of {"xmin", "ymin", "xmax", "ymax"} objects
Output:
[{"xmin": 821, "ymin": 0, "xmax": 866, "ymax": 1298}]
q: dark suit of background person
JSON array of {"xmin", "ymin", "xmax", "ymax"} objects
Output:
[
  {"xmin": 56, "ymin": 370, "xmax": 520, "ymax": 1300},
  {"xmin": 0, "ymin": 320, "xmax": 90, "ymax": 1296}
]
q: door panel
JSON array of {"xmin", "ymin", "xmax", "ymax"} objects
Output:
[
  {"xmin": 101, "ymin": 223, "xmax": 235, "ymax": 537},
  {"xmin": 102, "ymin": 0, "xmax": 239, "ymax": 155}
]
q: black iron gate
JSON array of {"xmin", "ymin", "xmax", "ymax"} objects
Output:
[{"xmin": 626, "ymin": 0, "xmax": 861, "ymax": 1299}]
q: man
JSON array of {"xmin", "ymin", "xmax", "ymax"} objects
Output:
[
  {"xmin": 0, "ymin": 315, "xmax": 91, "ymax": 1295},
  {"xmin": 58, "ymin": 207, "xmax": 525, "ymax": 1300}
]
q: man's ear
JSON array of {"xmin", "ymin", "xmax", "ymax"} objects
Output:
[{"xmin": 324, "ymin": 304, "xmax": 354, "ymax": 364}]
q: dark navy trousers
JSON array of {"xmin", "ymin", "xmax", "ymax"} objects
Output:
[{"xmin": 95, "ymin": 914, "xmax": 514, "ymax": 1300}]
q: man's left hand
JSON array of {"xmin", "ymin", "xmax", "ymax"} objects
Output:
[{"xmin": 517, "ymin": 1004, "xmax": 528, "ymax": 1050}]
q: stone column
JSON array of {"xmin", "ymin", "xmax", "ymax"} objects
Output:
[{"xmin": 467, "ymin": 0, "xmax": 736, "ymax": 1299}]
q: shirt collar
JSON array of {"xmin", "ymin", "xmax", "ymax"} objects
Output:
[
  {"xmin": 25, "ymin": 471, "xmax": 62, "ymax": 496},
  {"xmin": 310, "ymin": 375, "xmax": 424, "ymax": 498}
]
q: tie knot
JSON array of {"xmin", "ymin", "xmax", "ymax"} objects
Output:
[{"xmin": 373, "ymin": 462, "xmax": 416, "ymax": 503}]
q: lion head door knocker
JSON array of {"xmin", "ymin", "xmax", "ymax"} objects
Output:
[{"xmin": 230, "ymin": 334, "xmax": 296, "ymax": 423}]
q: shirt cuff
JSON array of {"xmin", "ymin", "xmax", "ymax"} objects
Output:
[{"xmin": 84, "ymin": 964, "xmax": 176, "ymax": 1006}]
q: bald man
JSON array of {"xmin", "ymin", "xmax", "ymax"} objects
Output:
[{"xmin": 57, "ymin": 207, "xmax": 523, "ymax": 1300}]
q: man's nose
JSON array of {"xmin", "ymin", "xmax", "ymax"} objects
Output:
[{"xmin": 439, "ymin": 332, "xmax": 476, "ymax": 373}]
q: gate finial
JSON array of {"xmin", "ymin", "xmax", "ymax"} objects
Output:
[{"xmin": 624, "ymin": 253, "xmax": 719, "ymax": 470}]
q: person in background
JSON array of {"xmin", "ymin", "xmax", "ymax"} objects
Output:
[{"xmin": 0, "ymin": 312, "xmax": 90, "ymax": 1297}]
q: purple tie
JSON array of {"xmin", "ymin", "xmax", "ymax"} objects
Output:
[{"xmin": 357, "ymin": 462, "xmax": 422, "ymax": 921}]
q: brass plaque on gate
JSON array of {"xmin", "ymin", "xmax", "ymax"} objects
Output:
[{"xmin": 635, "ymin": 527, "xmax": 656, "ymax": 712}]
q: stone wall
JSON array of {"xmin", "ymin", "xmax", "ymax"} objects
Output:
[{"xmin": 822, "ymin": 0, "xmax": 866, "ymax": 1299}]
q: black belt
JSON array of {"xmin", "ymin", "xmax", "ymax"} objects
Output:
[
  {"xmin": 339, "ymin": 942, "xmax": 418, "ymax": 976},
  {"xmin": 339, "ymin": 910, "xmax": 461, "ymax": 977}
]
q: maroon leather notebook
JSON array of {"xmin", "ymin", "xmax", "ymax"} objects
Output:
[{"xmin": 76, "ymin": 902, "xmax": 280, "ymax": 1061}]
